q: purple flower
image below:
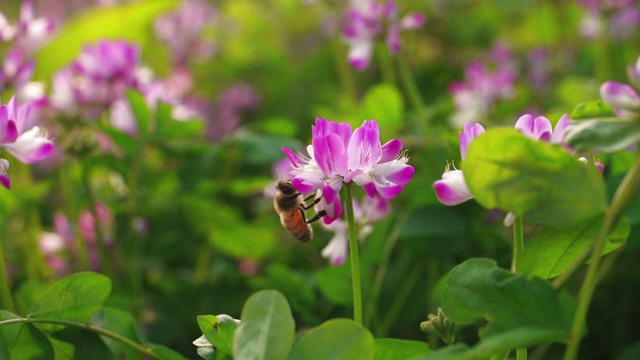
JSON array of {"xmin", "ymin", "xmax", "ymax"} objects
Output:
[
  {"xmin": 449, "ymin": 45, "xmax": 516, "ymax": 126},
  {"xmin": 628, "ymin": 55, "xmax": 640, "ymax": 89},
  {"xmin": 321, "ymin": 194, "xmax": 391, "ymax": 265},
  {"xmin": 600, "ymin": 81, "xmax": 640, "ymax": 118},
  {"xmin": 345, "ymin": 120, "xmax": 414, "ymax": 198},
  {"xmin": 433, "ymin": 122, "xmax": 484, "ymax": 206},
  {"xmin": 154, "ymin": 0, "xmax": 219, "ymax": 66},
  {"xmin": 283, "ymin": 117, "xmax": 413, "ymax": 224},
  {"xmin": 14, "ymin": 0, "xmax": 57, "ymax": 53},
  {"xmin": 52, "ymin": 40, "xmax": 144, "ymax": 115},
  {"xmin": 0, "ymin": 159, "xmax": 9, "ymax": 189},
  {"xmin": 0, "ymin": 96, "xmax": 53, "ymax": 164},
  {"xmin": 342, "ymin": 0, "xmax": 425, "ymax": 70}
]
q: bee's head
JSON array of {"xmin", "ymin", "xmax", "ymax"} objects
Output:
[{"xmin": 276, "ymin": 181, "xmax": 297, "ymax": 195}]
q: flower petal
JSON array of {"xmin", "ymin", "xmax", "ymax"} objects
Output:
[
  {"xmin": 515, "ymin": 114, "xmax": 553, "ymax": 141},
  {"xmin": 459, "ymin": 122, "xmax": 485, "ymax": 160},
  {"xmin": 433, "ymin": 169, "xmax": 473, "ymax": 206}
]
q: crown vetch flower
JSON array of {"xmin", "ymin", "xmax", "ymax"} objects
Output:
[
  {"xmin": 0, "ymin": 96, "xmax": 53, "ymax": 164},
  {"xmin": 600, "ymin": 81, "xmax": 640, "ymax": 118},
  {"xmin": 283, "ymin": 117, "xmax": 413, "ymax": 224},
  {"xmin": 433, "ymin": 122, "xmax": 484, "ymax": 206},
  {"xmin": 345, "ymin": 119, "xmax": 414, "ymax": 198},
  {"xmin": 342, "ymin": 0, "xmax": 425, "ymax": 70}
]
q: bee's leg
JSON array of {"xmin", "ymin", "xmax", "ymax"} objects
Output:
[
  {"xmin": 300, "ymin": 195, "xmax": 323, "ymax": 210},
  {"xmin": 301, "ymin": 209, "xmax": 327, "ymax": 224}
]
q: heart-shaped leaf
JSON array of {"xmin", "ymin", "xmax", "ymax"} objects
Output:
[
  {"xmin": 463, "ymin": 129, "xmax": 606, "ymax": 226},
  {"xmin": 233, "ymin": 290, "xmax": 294, "ymax": 360}
]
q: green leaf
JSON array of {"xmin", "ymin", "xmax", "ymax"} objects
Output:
[
  {"xmin": 147, "ymin": 344, "xmax": 188, "ymax": 360},
  {"xmin": 100, "ymin": 125, "xmax": 138, "ymax": 157},
  {"xmin": 0, "ymin": 310, "xmax": 54, "ymax": 360},
  {"xmin": 288, "ymin": 319, "xmax": 375, "ymax": 360},
  {"xmin": 359, "ymin": 84, "xmax": 404, "ymax": 134},
  {"xmin": 126, "ymin": 90, "xmax": 151, "ymax": 138},
  {"xmin": 89, "ymin": 307, "xmax": 145, "ymax": 360},
  {"xmin": 315, "ymin": 264, "xmax": 353, "ymax": 306},
  {"xmin": 49, "ymin": 327, "xmax": 112, "ymax": 360},
  {"xmin": 520, "ymin": 217, "xmax": 630, "ymax": 279},
  {"xmin": 28, "ymin": 272, "xmax": 111, "ymax": 324},
  {"xmin": 441, "ymin": 259, "xmax": 571, "ymax": 357},
  {"xmin": 463, "ymin": 129, "xmax": 606, "ymax": 226},
  {"xmin": 569, "ymin": 100, "xmax": 616, "ymax": 119},
  {"xmin": 34, "ymin": 0, "xmax": 178, "ymax": 80},
  {"xmin": 564, "ymin": 118, "xmax": 640, "ymax": 153},
  {"xmin": 374, "ymin": 338, "xmax": 430, "ymax": 359},
  {"xmin": 234, "ymin": 290, "xmax": 295, "ymax": 360},
  {"xmin": 155, "ymin": 102, "xmax": 204, "ymax": 139},
  {"xmin": 198, "ymin": 315, "xmax": 238, "ymax": 356}
]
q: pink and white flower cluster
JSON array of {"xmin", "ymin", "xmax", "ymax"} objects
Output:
[
  {"xmin": 433, "ymin": 114, "xmax": 571, "ymax": 206},
  {"xmin": 600, "ymin": 55, "xmax": 640, "ymax": 119},
  {"xmin": 449, "ymin": 44, "xmax": 517, "ymax": 127},
  {"xmin": 343, "ymin": 0, "xmax": 425, "ymax": 70},
  {"xmin": 52, "ymin": 39, "xmax": 210, "ymax": 135},
  {"xmin": 321, "ymin": 194, "xmax": 391, "ymax": 266},
  {"xmin": 282, "ymin": 117, "xmax": 414, "ymax": 224},
  {"xmin": 0, "ymin": 96, "xmax": 54, "ymax": 189}
]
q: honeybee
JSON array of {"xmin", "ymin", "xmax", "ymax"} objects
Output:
[{"xmin": 273, "ymin": 181, "xmax": 326, "ymax": 242}]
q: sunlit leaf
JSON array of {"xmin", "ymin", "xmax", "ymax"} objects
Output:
[
  {"xmin": 569, "ymin": 100, "xmax": 616, "ymax": 119},
  {"xmin": 564, "ymin": 118, "xmax": 640, "ymax": 153},
  {"xmin": 0, "ymin": 310, "xmax": 54, "ymax": 359},
  {"xmin": 28, "ymin": 272, "xmax": 111, "ymax": 325},
  {"xmin": 374, "ymin": 338, "xmax": 430, "ymax": 359},
  {"xmin": 234, "ymin": 290, "xmax": 295, "ymax": 360},
  {"xmin": 288, "ymin": 319, "xmax": 375, "ymax": 360},
  {"xmin": 126, "ymin": 90, "xmax": 151, "ymax": 139},
  {"xmin": 520, "ymin": 217, "xmax": 630, "ymax": 279},
  {"xmin": 441, "ymin": 258, "xmax": 572, "ymax": 357},
  {"xmin": 35, "ymin": 0, "xmax": 178, "ymax": 79},
  {"xmin": 463, "ymin": 129, "xmax": 606, "ymax": 226}
]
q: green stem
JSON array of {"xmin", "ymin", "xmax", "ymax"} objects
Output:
[
  {"xmin": 564, "ymin": 156, "xmax": 640, "ymax": 360},
  {"xmin": 511, "ymin": 215, "xmax": 524, "ymax": 274},
  {"xmin": 397, "ymin": 53, "xmax": 427, "ymax": 120},
  {"xmin": 0, "ymin": 317, "xmax": 164, "ymax": 359},
  {"xmin": 332, "ymin": 34, "xmax": 358, "ymax": 104},
  {"xmin": 344, "ymin": 182, "xmax": 363, "ymax": 325},
  {"xmin": 365, "ymin": 212, "xmax": 408, "ymax": 330},
  {"xmin": 0, "ymin": 239, "xmax": 16, "ymax": 312},
  {"xmin": 376, "ymin": 43, "xmax": 397, "ymax": 86},
  {"xmin": 512, "ymin": 216, "xmax": 527, "ymax": 360},
  {"xmin": 81, "ymin": 162, "xmax": 113, "ymax": 278}
]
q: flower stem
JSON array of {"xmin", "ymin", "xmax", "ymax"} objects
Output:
[
  {"xmin": 344, "ymin": 182, "xmax": 363, "ymax": 325},
  {"xmin": 397, "ymin": 53, "xmax": 427, "ymax": 119},
  {"xmin": 564, "ymin": 155, "xmax": 640, "ymax": 360},
  {"xmin": 511, "ymin": 215, "xmax": 524, "ymax": 274},
  {"xmin": 0, "ymin": 317, "xmax": 164, "ymax": 359},
  {"xmin": 512, "ymin": 215, "xmax": 527, "ymax": 360},
  {"xmin": 0, "ymin": 239, "xmax": 16, "ymax": 312}
]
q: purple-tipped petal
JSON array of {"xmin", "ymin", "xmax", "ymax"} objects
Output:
[
  {"xmin": 363, "ymin": 181, "xmax": 377, "ymax": 198},
  {"xmin": 348, "ymin": 119, "xmax": 381, "ymax": 171},
  {"xmin": 551, "ymin": 113, "xmax": 571, "ymax": 147},
  {"xmin": 347, "ymin": 40, "xmax": 373, "ymax": 70},
  {"xmin": 0, "ymin": 159, "xmax": 9, "ymax": 189},
  {"xmin": 400, "ymin": 13, "xmax": 426, "ymax": 30},
  {"xmin": 433, "ymin": 169, "xmax": 473, "ymax": 206},
  {"xmin": 380, "ymin": 139, "xmax": 403, "ymax": 162},
  {"xmin": 291, "ymin": 178, "xmax": 316, "ymax": 194},
  {"xmin": 600, "ymin": 81, "xmax": 640, "ymax": 110},
  {"xmin": 459, "ymin": 122, "xmax": 485, "ymax": 160},
  {"xmin": 376, "ymin": 183, "xmax": 404, "ymax": 199},
  {"xmin": 386, "ymin": 164, "xmax": 415, "ymax": 185},
  {"xmin": 515, "ymin": 114, "xmax": 553, "ymax": 141}
]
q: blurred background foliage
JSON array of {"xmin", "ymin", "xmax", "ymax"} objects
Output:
[{"xmin": 0, "ymin": 0, "xmax": 639, "ymax": 358}]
